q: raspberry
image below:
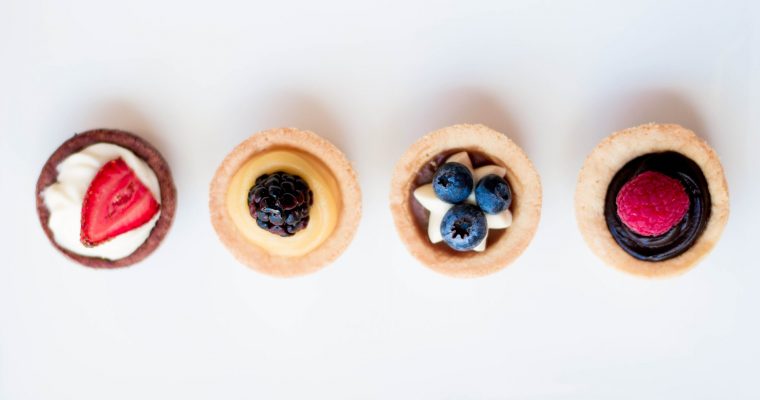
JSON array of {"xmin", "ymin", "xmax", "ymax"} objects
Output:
[
  {"xmin": 248, "ymin": 172, "xmax": 313, "ymax": 237},
  {"xmin": 615, "ymin": 171, "xmax": 690, "ymax": 237}
]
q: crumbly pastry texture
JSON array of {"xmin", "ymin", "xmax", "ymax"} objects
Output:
[
  {"xmin": 575, "ymin": 123, "xmax": 729, "ymax": 278},
  {"xmin": 209, "ymin": 128, "xmax": 361, "ymax": 277},
  {"xmin": 36, "ymin": 129, "xmax": 176, "ymax": 268},
  {"xmin": 390, "ymin": 124, "xmax": 542, "ymax": 278}
]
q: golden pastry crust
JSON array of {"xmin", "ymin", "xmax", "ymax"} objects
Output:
[
  {"xmin": 575, "ymin": 123, "xmax": 729, "ymax": 278},
  {"xmin": 209, "ymin": 128, "xmax": 361, "ymax": 277},
  {"xmin": 390, "ymin": 124, "xmax": 542, "ymax": 278}
]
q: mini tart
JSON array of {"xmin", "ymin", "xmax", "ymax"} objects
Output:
[
  {"xmin": 209, "ymin": 128, "xmax": 361, "ymax": 277},
  {"xmin": 390, "ymin": 124, "xmax": 542, "ymax": 278},
  {"xmin": 575, "ymin": 123, "xmax": 729, "ymax": 278},
  {"xmin": 36, "ymin": 129, "xmax": 177, "ymax": 268}
]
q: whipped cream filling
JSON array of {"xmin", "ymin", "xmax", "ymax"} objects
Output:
[
  {"xmin": 42, "ymin": 143, "xmax": 161, "ymax": 260},
  {"xmin": 413, "ymin": 152, "xmax": 512, "ymax": 252}
]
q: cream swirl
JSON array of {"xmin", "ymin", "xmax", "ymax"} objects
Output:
[{"xmin": 42, "ymin": 143, "xmax": 161, "ymax": 260}]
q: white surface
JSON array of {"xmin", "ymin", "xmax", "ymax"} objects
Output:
[{"xmin": 1, "ymin": 0, "xmax": 758, "ymax": 398}]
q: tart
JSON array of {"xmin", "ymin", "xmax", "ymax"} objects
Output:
[
  {"xmin": 209, "ymin": 128, "xmax": 361, "ymax": 277},
  {"xmin": 575, "ymin": 123, "xmax": 729, "ymax": 278},
  {"xmin": 390, "ymin": 124, "xmax": 542, "ymax": 278},
  {"xmin": 36, "ymin": 129, "xmax": 176, "ymax": 268}
]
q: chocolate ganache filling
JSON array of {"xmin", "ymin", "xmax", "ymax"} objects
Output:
[{"xmin": 604, "ymin": 151, "xmax": 711, "ymax": 262}]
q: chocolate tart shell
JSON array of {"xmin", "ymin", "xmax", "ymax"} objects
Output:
[{"xmin": 36, "ymin": 129, "xmax": 177, "ymax": 269}]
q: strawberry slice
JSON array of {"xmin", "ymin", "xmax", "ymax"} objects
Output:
[{"xmin": 80, "ymin": 158, "xmax": 160, "ymax": 247}]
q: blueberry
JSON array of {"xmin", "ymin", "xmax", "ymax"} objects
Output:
[
  {"xmin": 440, "ymin": 204, "xmax": 487, "ymax": 251},
  {"xmin": 432, "ymin": 162, "xmax": 473, "ymax": 203},
  {"xmin": 475, "ymin": 174, "xmax": 512, "ymax": 214}
]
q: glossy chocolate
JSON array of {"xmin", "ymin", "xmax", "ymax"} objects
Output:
[{"xmin": 604, "ymin": 151, "xmax": 711, "ymax": 261}]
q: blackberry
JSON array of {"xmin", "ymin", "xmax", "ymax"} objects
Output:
[{"xmin": 248, "ymin": 171, "xmax": 313, "ymax": 237}]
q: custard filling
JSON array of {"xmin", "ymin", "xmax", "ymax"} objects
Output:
[{"xmin": 226, "ymin": 150, "xmax": 340, "ymax": 257}]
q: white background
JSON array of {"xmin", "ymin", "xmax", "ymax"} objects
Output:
[{"xmin": 1, "ymin": 0, "xmax": 758, "ymax": 398}]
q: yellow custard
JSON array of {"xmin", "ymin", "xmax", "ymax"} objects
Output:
[{"xmin": 226, "ymin": 150, "xmax": 340, "ymax": 257}]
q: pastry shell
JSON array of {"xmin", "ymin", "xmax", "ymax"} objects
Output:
[
  {"xmin": 390, "ymin": 124, "xmax": 542, "ymax": 278},
  {"xmin": 209, "ymin": 128, "xmax": 361, "ymax": 277},
  {"xmin": 36, "ymin": 129, "xmax": 176, "ymax": 268},
  {"xmin": 575, "ymin": 123, "xmax": 729, "ymax": 278}
]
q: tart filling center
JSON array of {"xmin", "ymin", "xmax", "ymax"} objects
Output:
[
  {"xmin": 226, "ymin": 150, "xmax": 339, "ymax": 257},
  {"xmin": 412, "ymin": 151, "xmax": 513, "ymax": 252},
  {"xmin": 42, "ymin": 143, "xmax": 162, "ymax": 260},
  {"xmin": 604, "ymin": 151, "xmax": 711, "ymax": 262}
]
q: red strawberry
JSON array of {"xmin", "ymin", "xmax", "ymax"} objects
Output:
[{"xmin": 80, "ymin": 158, "xmax": 160, "ymax": 247}]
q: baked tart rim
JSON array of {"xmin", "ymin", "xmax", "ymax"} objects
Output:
[
  {"xmin": 574, "ymin": 123, "xmax": 729, "ymax": 278},
  {"xmin": 35, "ymin": 129, "xmax": 177, "ymax": 269},
  {"xmin": 390, "ymin": 124, "xmax": 542, "ymax": 278},
  {"xmin": 209, "ymin": 127, "xmax": 361, "ymax": 277}
]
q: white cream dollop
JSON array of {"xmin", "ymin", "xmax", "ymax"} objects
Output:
[
  {"xmin": 413, "ymin": 152, "xmax": 512, "ymax": 252},
  {"xmin": 42, "ymin": 143, "xmax": 161, "ymax": 260}
]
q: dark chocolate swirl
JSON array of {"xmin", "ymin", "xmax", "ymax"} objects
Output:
[{"xmin": 604, "ymin": 151, "xmax": 711, "ymax": 261}]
